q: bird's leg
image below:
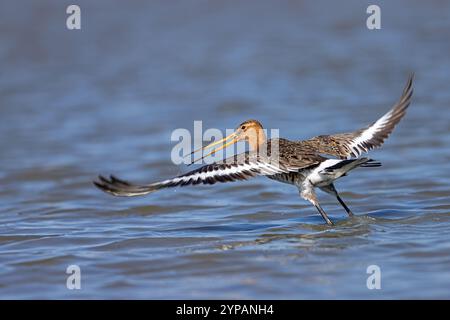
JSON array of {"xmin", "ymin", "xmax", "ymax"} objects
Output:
[
  {"xmin": 336, "ymin": 194, "xmax": 354, "ymax": 217},
  {"xmin": 313, "ymin": 202, "xmax": 334, "ymax": 226},
  {"xmin": 300, "ymin": 181, "xmax": 334, "ymax": 226},
  {"xmin": 320, "ymin": 184, "xmax": 354, "ymax": 217}
]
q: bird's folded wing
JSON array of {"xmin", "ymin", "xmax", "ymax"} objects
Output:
[{"xmin": 304, "ymin": 73, "xmax": 414, "ymax": 159}]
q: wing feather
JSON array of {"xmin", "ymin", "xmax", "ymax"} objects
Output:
[
  {"xmin": 305, "ymin": 73, "xmax": 414, "ymax": 159},
  {"xmin": 93, "ymin": 153, "xmax": 293, "ymax": 197}
]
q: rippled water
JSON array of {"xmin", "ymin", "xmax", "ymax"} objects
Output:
[{"xmin": 1, "ymin": 0, "xmax": 450, "ymax": 299}]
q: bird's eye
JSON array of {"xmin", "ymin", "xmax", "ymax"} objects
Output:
[{"xmin": 241, "ymin": 125, "xmax": 246, "ymax": 130}]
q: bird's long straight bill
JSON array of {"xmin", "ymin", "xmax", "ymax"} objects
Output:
[{"xmin": 185, "ymin": 132, "xmax": 239, "ymax": 164}]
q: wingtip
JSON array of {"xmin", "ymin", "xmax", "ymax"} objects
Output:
[
  {"xmin": 93, "ymin": 180, "xmax": 106, "ymax": 190},
  {"xmin": 398, "ymin": 72, "xmax": 414, "ymax": 105},
  {"xmin": 93, "ymin": 175, "xmax": 116, "ymax": 193},
  {"xmin": 406, "ymin": 72, "xmax": 414, "ymax": 88},
  {"xmin": 406, "ymin": 72, "xmax": 415, "ymax": 91}
]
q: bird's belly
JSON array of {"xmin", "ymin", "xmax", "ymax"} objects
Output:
[
  {"xmin": 304, "ymin": 159, "xmax": 346, "ymax": 187},
  {"xmin": 305, "ymin": 171, "xmax": 336, "ymax": 187},
  {"xmin": 268, "ymin": 160, "xmax": 348, "ymax": 189}
]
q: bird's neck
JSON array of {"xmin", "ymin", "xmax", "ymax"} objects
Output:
[{"xmin": 248, "ymin": 129, "xmax": 266, "ymax": 152}]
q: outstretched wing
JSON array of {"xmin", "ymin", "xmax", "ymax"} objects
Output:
[
  {"xmin": 93, "ymin": 153, "xmax": 294, "ymax": 197},
  {"xmin": 304, "ymin": 73, "xmax": 414, "ymax": 159}
]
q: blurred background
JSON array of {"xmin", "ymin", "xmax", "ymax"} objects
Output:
[{"xmin": 0, "ymin": 0, "xmax": 449, "ymax": 299}]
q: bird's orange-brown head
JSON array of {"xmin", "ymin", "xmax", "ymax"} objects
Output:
[
  {"xmin": 187, "ymin": 119, "xmax": 266, "ymax": 163},
  {"xmin": 234, "ymin": 119, "xmax": 266, "ymax": 150}
]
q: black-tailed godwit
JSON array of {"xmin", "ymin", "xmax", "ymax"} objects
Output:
[{"xmin": 94, "ymin": 74, "xmax": 414, "ymax": 225}]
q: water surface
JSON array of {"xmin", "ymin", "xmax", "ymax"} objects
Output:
[{"xmin": 1, "ymin": 0, "xmax": 450, "ymax": 299}]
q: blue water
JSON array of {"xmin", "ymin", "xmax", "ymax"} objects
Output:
[{"xmin": 1, "ymin": 0, "xmax": 450, "ymax": 299}]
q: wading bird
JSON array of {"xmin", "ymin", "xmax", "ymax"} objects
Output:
[{"xmin": 94, "ymin": 74, "xmax": 414, "ymax": 225}]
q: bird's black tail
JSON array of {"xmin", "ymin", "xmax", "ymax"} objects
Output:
[
  {"xmin": 324, "ymin": 158, "xmax": 381, "ymax": 173},
  {"xmin": 359, "ymin": 159, "xmax": 382, "ymax": 168}
]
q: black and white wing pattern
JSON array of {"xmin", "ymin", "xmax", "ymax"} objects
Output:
[
  {"xmin": 94, "ymin": 153, "xmax": 293, "ymax": 197},
  {"xmin": 304, "ymin": 73, "xmax": 414, "ymax": 159}
]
